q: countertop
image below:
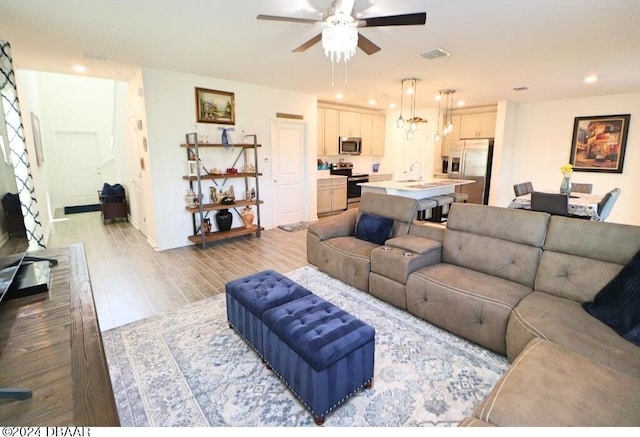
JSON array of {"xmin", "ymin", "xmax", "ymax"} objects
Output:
[
  {"xmin": 359, "ymin": 178, "xmax": 476, "ymax": 199},
  {"xmin": 317, "ymin": 170, "xmax": 347, "ymax": 180}
]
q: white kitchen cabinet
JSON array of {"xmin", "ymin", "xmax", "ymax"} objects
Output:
[
  {"xmin": 339, "ymin": 110, "xmax": 361, "ymax": 137},
  {"xmin": 319, "ymin": 108, "xmax": 339, "ymax": 156},
  {"xmin": 342, "ymin": 112, "xmax": 385, "ymax": 156},
  {"xmin": 317, "ymin": 107, "xmax": 325, "ymax": 157},
  {"xmin": 317, "ymin": 177, "xmax": 347, "ymax": 215},
  {"xmin": 371, "ymin": 114, "xmax": 385, "ymax": 156},
  {"xmin": 459, "ymin": 112, "xmax": 496, "ymax": 139}
]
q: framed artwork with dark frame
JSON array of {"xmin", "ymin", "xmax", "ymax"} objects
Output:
[
  {"xmin": 569, "ymin": 114, "xmax": 630, "ymax": 173},
  {"xmin": 195, "ymin": 87, "xmax": 235, "ymax": 125}
]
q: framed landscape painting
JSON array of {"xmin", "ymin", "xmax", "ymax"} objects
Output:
[
  {"xmin": 195, "ymin": 87, "xmax": 235, "ymax": 125},
  {"xmin": 569, "ymin": 114, "xmax": 630, "ymax": 173}
]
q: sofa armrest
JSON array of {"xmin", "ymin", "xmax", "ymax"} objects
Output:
[
  {"xmin": 308, "ymin": 208, "xmax": 358, "ymax": 241},
  {"xmin": 409, "ymin": 220, "xmax": 446, "ymax": 242},
  {"xmin": 385, "ymin": 235, "xmax": 442, "ymax": 257}
]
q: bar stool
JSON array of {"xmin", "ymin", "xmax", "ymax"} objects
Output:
[
  {"xmin": 416, "ymin": 198, "xmax": 438, "ymax": 221},
  {"xmin": 428, "ymin": 195, "xmax": 454, "ymax": 223},
  {"xmin": 445, "ymin": 192, "xmax": 469, "ymax": 203}
]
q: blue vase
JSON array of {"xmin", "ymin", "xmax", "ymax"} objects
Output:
[
  {"xmin": 221, "ymin": 129, "xmax": 229, "ymax": 145},
  {"xmin": 560, "ymin": 175, "xmax": 572, "ymax": 194}
]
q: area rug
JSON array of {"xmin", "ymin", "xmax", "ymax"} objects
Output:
[
  {"xmin": 103, "ymin": 266, "xmax": 509, "ymax": 427},
  {"xmin": 277, "ymin": 221, "xmax": 310, "ymax": 232}
]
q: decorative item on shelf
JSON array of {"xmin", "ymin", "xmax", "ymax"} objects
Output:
[
  {"xmin": 209, "ymin": 187, "xmax": 220, "ymax": 204},
  {"xmin": 221, "ymin": 196, "xmax": 235, "ymax": 205},
  {"xmin": 242, "ymin": 163, "xmax": 255, "ymax": 173},
  {"xmin": 226, "ymin": 168, "xmax": 238, "ymax": 174},
  {"xmin": 240, "ymin": 206, "xmax": 255, "ymax": 229},
  {"xmin": 559, "ymin": 163, "xmax": 573, "ymax": 194},
  {"xmin": 203, "ymin": 218, "xmax": 212, "ymax": 234},
  {"xmin": 210, "ymin": 167, "xmax": 223, "ymax": 175},
  {"xmin": 215, "ymin": 209, "xmax": 233, "ymax": 231},
  {"xmin": 250, "ymin": 188, "xmax": 256, "ymax": 200},
  {"xmin": 185, "ymin": 188, "xmax": 196, "ymax": 208},
  {"xmin": 218, "ymin": 127, "xmax": 235, "ymax": 147}
]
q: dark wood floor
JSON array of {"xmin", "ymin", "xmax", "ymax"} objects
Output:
[{"xmin": 0, "ymin": 211, "xmax": 310, "ymax": 331}]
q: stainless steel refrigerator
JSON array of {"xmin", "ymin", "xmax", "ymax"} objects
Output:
[{"xmin": 447, "ymin": 139, "xmax": 494, "ymax": 204}]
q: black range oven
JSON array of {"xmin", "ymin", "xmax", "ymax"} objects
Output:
[{"xmin": 330, "ymin": 163, "xmax": 369, "ymax": 208}]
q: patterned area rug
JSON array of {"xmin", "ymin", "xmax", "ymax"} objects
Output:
[
  {"xmin": 277, "ymin": 221, "xmax": 310, "ymax": 232},
  {"xmin": 103, "ymin": 266, "xmax": 508, "ymax": 426}
]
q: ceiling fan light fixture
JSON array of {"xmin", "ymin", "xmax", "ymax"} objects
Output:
[{"xmin": 321, "ymin": 13, "xmax": 358, "ymax": 63}]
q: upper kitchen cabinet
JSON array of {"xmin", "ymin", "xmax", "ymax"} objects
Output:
[
  {"xmin": 318, "ymin": 104, "xmax": 386, "ymax": 157},
  {"xmin": 459, "ymin": 112, "xmax": 497, "ymax": 139},
  {"xmin": 361, "ymin": 113, "xmax": 385, "ymax": 156},
  {"xmin": 339, "ymin": 110, "xmax": 361, "ymax": 137},
  {"xmin": 318, "ymin": 107, "xmax": 339, "ymax": 156}
]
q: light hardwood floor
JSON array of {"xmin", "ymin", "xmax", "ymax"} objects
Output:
[{"xmin": 0, "ymin": 211, "xmax": 310, "ymax": 331}]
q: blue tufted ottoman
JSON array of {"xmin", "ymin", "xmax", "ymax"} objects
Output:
[
  {"xmin": 262, "ymin": 294, "xmax": 375, "ymax": 425},
  {"xmin": 225, "ymin": 270, "xmax": 312, "ymax": 358}
]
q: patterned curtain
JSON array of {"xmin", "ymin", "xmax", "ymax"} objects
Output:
[{"xmin": 0, "ymin": 40, "xmax": 45, "ymax": 249}]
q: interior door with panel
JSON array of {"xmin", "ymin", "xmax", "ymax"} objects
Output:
[
  {"xmin": 272, "ymin": 121, "xmax": 306, "ymax": 225},
  {"xmin": 55, "ymin": 131, "xmax": 102, "ymax": 207}
]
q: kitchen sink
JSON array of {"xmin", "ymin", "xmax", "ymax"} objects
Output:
[
  {"xmin": 407, "ymin": 184, "xmax": 438, "ymax": 189},
  {"xmin": 396, "ymin": 179, "xmax": 421, "ymax": 182}
]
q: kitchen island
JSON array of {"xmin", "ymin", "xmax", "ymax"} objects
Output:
[{"xmin": 359, "ymin": 178, "xmax": 475, "ymax": 200}]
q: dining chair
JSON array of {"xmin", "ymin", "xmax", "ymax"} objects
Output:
[
  {"xmin": 571, "ymin": 183, "xmax": 593, "ymax": 194},
  {"xmin": 513, "ymin": 182, "xmax": 534, "ymax": 197},
  {"xmin": 530, "ymin": 191, "xmax": 569, "ymax": 216},
  {"xmin": 596, "ymin": 188, "xmax": 621, "ymax": 221}
]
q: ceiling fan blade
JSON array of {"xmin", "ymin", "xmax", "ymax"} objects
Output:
[
  {"xmin": 256, "ymin": 14, "xmax": 318, "ymax": 24},
  {"xmin": 359, "ymin": 12, "xmax": 426, "ymax": 27},
  {"xmin": 357, "ymin": 33, "xmax": 381, "ymax": 55},
  {"xmin": 292, "ymin": 33, "xmax": 322, "ymax": 52}
]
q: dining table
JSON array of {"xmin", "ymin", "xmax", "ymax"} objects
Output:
[{"xmin": 509, "ymin": 191, "xmax": 604, "ymax": 220}]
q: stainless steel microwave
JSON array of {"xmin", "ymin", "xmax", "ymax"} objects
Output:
[{"xmin": 339, "ymin": 136, "xmax": 362, "ymax": 155}]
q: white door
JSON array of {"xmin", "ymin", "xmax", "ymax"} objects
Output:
[
  {"xmin": 55, "ymin": 131, "xmax": 101, "ymax": 206},
  {"xmin": 272, "ymin": 121, "xmax": 306, "ymax": 225},
  {"xmin": 128, "ymin": 117, "xmax": 146, "ymax": 235}
]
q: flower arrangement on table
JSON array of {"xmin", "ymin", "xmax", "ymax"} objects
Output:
[
  {"xmin": 560, "ymin": 163, "xmax": 573, "ymax": 176},
  {"xmin": 559, "ymin": 163, "xmax": 573, "ymax": 194}
]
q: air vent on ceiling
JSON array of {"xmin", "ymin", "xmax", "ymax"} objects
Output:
[
  {"xmin": 82, "ymin": 51, "xmax": 111, "ymax": 61},
  {"xmin": 419, "ymin": 48, "xmax": 451, "ymax": 60}
]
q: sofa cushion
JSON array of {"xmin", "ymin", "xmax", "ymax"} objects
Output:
[
  {"xmin": 358, "ymin": 192, "xmax": 417, "ymax": 238},
  {"xmin": 355, "ymin": 213, "xmax": 393, "ymax": 245},
  {"xmin": 406, "ymin": 263, "xmax": 533, "ymax": 355},
  {"xmin": 314, "ymin": 236, "xmax": 379, "ymax": 292},
  {"xmin": 507, "ymin": 291, "xmax": 640, "ymax": 378},
  {"xmin": 473, "ymin": 338, "xmax": 640, "ymax": 426},
  {"xmin": 443, "ymin": 204, "xmax": 548, "ymax": 288},
  {"xmin": 582, "ymin": 248, "xmax": 640, "ymax": 346}
]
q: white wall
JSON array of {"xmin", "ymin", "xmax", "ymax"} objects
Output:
[
  {"xmin": 494, "ymin": 93, "xmax": 640, "ymax": 225},
  {"xmin": 140, "ymin": 68, "xmax": 318, "ymax": 251}
]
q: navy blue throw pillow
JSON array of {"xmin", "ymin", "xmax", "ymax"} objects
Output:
[
  {"xmin": 355, "ymin": 213, "xmax": 394, "ymax": 245},
  {"xmin": 582, "ymin": 248, "xmax": 640, "ymax": 346}
]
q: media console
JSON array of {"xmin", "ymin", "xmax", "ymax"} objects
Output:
[{"xmin": 0, "ymin": 252, "xmax": 57, "ymax": 400}]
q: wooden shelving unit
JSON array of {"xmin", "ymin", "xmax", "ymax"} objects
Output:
[{"xmin": 183, "ymin": 133, "xmax": 263, "ymax": 248}]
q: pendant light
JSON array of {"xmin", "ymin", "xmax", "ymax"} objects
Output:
[
  {"xmin": 396, "ymin": 80, "xmax": 405, "ymax": 129},
  {"xmin": 397, "ymin": 78, "xmax": 420, "ymax": 140},
  {"xmin": 434, "ymin": 92, "xmax": 442, "ymax": 143}
]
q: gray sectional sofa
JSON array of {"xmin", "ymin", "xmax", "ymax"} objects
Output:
[{"xmin": 307, "ymin": 192, "xmax": 640, "ymax": 426}]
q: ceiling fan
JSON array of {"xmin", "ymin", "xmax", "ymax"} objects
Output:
[{"xmin": 256, "ymin": 0, "xmax": 427, "ymax": 56}]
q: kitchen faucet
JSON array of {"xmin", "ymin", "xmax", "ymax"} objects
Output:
[{"xmin": 410, "ymin": 161, "xmax": 423, "ymax": 182}]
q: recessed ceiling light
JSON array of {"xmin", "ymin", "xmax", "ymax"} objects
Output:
[
  {"xmin": 434, "ymin": 94, "xmax": 442, "ymax": 101},
  {"xmin": 72, "ymin": 65, "xmax": 86, "ymax": 73},
  {"xmin": 389, "ymin": 103, "xmax": 397, "ymax": 109},
  {"xmin": 585, "ymin": 75, "xmax": 598, "ymax": 83},
  {"xmin": 368, "ymin": 99, "xmax": 376, "ymax": 106},
  {"xmin": 335, "ymin": 93, "xmax": 344, "ymax": 100},
  {"xmin": 457, "ymin": 100, "xmax": 465, "ymax": 107}
]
